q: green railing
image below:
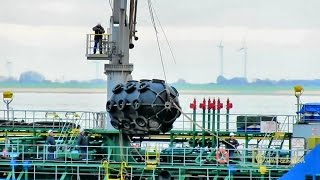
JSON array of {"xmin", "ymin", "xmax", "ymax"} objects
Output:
[{"xmin": 0, "ymin": 143, "xmax": 305, "ymax": 179}]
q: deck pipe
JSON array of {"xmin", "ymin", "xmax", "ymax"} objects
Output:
[
  {"xmin": 199, "ymin": 98, "xmax": 206, "ymax": 147},
  {"xmin": 217, "ymin": 98, "xmax": 223, "ymax": 132},
  {"xmin": 207, "ymin": 98, "xmax": 211, "ymax": 133},
  {"xmin": 189, "ymin": 98, "xmax": 197, "ymax": 147},
  {"xmin": 226, "ymin": 98, "xmax": 233, "ymax": 131},
  {"xmin": 23, "ymin": 161, "xmax": 31, "ymax": 180},
  {"xmin": 209, "ymin": 98, "xmax": 216, "ymax": 147},
  {"xmin": 10, "ymin": 159, "xmax": 16, "ymax": 180}
]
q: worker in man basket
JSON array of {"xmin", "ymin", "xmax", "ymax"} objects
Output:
[{"xmin": 92, "ymin": 23, "xmax": 105, "ymax": 54}]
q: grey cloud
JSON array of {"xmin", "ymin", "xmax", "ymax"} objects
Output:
[
  {"xmin": 0, "ymin": 0, "xmax": 111, "ymax": 26},
  {"xmin": 2, "ymin": 0, "xmax": 320, "ymax": 29},
  {"xmin": 144, "ymin": 0, "xmax": 320, "ymax": 28}
]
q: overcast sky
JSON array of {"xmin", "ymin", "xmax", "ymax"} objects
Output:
[{"xmin": 1, "ymin": 0, "xmax": 320, "ymax": 83}]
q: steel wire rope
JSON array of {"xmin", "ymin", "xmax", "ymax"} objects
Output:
[
  {"xmin": 146, "ymin": 0, "xmax": 235, "ymax": 151},
  {"xmin": 126, "ymin": 135, "xmax": 145, "ymax": 162},
  {"xmin": 109, "ymin": 0, "xmax": 113, "ymax": 12},
  {"xmin": 171, "ymin": 101, "xmax": 243, "ymax": 161},
  {"xmin": 147, "ymin": 0, "xmax": 240, "ymax": 164},
  {"xmin": 149, "ymin": 0, "xmax": 177, "ymax": 64},
  {"xmin": 148, "ymin": 0, "xmax": 167, "ymax": 82}
]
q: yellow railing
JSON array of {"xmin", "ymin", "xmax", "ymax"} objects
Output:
[{"xmin": 103, "ymin": 160, "xmax": 128, "ymax": 180}]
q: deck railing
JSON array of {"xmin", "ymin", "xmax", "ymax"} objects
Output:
[
  {"xmin": 0, "ymin": 109, "xmax": 298, "ymax": 133},
  {"xmin": 0, "ymin": 109, "xmax": 106, "ymax": 130},
  {"xmin": 0, "ymin": 143, "xmax": 306, "ymax": 179},
  {"xmin": 0, "ymin": 143, "xmax": 306, "ymax": 165}
]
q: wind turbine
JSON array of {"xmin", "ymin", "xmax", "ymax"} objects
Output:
[
  {"xmin": 217, "ymin": 41, "xmax": 224, "ymax": 77},
  {"xmin": 239, "ymin": 39, "xmax": 248, "ymax": 79},
  {"xmin": 93, "ymin": 61, "xmax": 100, "ymax": 79},
  {"xmin": 5, "ymin": 60, "xmax": 13, "ymax": 79}
]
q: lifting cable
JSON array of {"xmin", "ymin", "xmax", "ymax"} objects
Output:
[
  {"xmin": 148, "ymin": 0, "xmax": 167, "ymax": 82},
  {"xmin": 147, "ymin": 0, "xmax": 236, "ymax": 151},
  {"xmin": 171, "ymin": 101, "xmax": 240, "ymax": 151},
  {"xmin": 149, "ymin": 0, "xmax": 177, "ymax": 64},
  {"xmin": 148, "ymin": 0, "xmax": 244, "ymax": 163}
]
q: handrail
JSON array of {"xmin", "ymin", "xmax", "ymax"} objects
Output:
[
  {"xmin": 0, "ymin": 109, "xmax": 107, "ymax": 130},
  {"xmin": 0, "ymin": 109, "xmax": 299, "ymax": 133},
  {"xmin": 0, "ymin": 143, "xmax": 307, "ymax": 168}
]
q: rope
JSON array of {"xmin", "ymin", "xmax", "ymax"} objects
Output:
[
  {"xmin": 149, "ymin": 1, "xmax": 177, "ymax": 64},
  {"xmin": 148, "ymin": 0, "xmax": 167, "ymax": 82},
  {"xmin": 171, "ymin": 101, "xmax": 240, "ymax": 151},
  {"xmin": 109, "ymin": 0, "xmax": 113, "ymax": 12},
  {"xmin": 171, "ymin": 101, "xmax": 306, "ymax": 168},
  {"xmin": 127, "ymin": 135, "xmax": 145, "ymax": 161},
  {"xmin": 119, "ymin": 130, "xmax": 125, "ymax": 162}
]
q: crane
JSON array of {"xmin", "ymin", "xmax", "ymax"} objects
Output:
[{"xmin": 85, "ymin": 0, "xmax": 138, "ymax": 129}]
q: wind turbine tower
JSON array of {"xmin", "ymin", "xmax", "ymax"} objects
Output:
[
  {"xmin": 239, "ymin": 40, "xmax": 248, "ymax": 79},
  {"xmin": 217, "ymin": 41, "xmax": 224, "ymax": 77},
  {"xmin": 5, "ymin": 61, "xmax": 12, "ymax": 79},
  {"xmin": 94, "ymin": 61, "xmax": 100, "ymax": 79}
]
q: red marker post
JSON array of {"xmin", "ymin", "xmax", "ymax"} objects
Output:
[
  {"xmin": 217, "ymin": 98, "xmax": 223, "ymax": 131},
  {"xmin": 207, "ymin": 98, "xmax": 211, "ymax": 132},
  {"xmin": 199, "ymin": 98, "xmax": 206, "ymax": 147},
  {"xmin": 226, "ymin": 98, "xmax": 233, "ymax": 131},
  {"xmin": 190, "ymin": 98, "xmax": 197, "ymax": 147},
  {"xmin": 208, "ymin": 98, "xmax": 217, "ymax": 147}
]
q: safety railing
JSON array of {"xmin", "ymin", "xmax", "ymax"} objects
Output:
[
  {"xmin": 0, "ymin": 144, "xmax": 306, "ymax": 166},
  {"xmin": 85, "ymin": 33, "xmax": 115, "ymax": 60},
  {"xmin": 0, "ymin": 109, "xmax": 107, "ymax": 130},
  {"xmin": 173, "ymin": 112, "xmax": 297, "ymax": 134},
  {"xmin": 0, "ymin": 143, "xmax": 307, "ymax": 179},
  {"xmin": 0, "ymin": 109, "xmax": 298, "ymax": 133}
]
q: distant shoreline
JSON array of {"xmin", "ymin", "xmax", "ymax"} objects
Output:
[{"xmin": 1, "ymin": 87, "xmax": 320, "ymax": 95}]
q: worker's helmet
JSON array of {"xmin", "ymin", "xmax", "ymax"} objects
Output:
[{"xmin": 229, "ymin": 132, "xmax": 235, "ymax": 136}]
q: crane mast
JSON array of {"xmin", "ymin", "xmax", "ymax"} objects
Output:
[{"xmin": 86, "ymin": 0, "xmax": 138, "ymax": 129}]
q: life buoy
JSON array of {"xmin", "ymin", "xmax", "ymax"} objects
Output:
[{"xmin": 216, "ymin": 149, "xmax": 229, "ymax": 164}]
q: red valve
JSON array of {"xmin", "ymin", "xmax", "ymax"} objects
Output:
[
  {"xmin": 226, "ymin": 98, "xmax": 233, "ymax": 110},
  {"xmin": 217, "ymin": 98, "xmax": 223, "ymax": 110},
  {"xmin": 207, "ymin": 98, "xmax": 211, "ymax": 110},
  {"xmin": 208, "ymin": 98, "xmax": 216, "ymax": 110},
  {"xmin": 190, "ymin": 98, "xmax": 197, "ymax": 110},
  {"xmin": 199, "ymin": 98, "xmax": 206, "ymax": 110}
]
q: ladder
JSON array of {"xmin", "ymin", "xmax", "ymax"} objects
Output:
[
  {"xmin": 56, "ymin": 112, "xmax": 81, "ymax": 151},
  {"xmin": 145, "ymin": 147, "xmax": 160, "ymax": 170},
  {"xmin": 267, "ymin": 132, "xmax": 287, "ymax": 150},
  {"xmin": 103, "ymin": 161, "xmax": 128, "ymax": 180}
]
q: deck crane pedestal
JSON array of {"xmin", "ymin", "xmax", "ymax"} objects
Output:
[{"xmin": 85, "ymin": 0, "xmax": 138, "ymax": 130}]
